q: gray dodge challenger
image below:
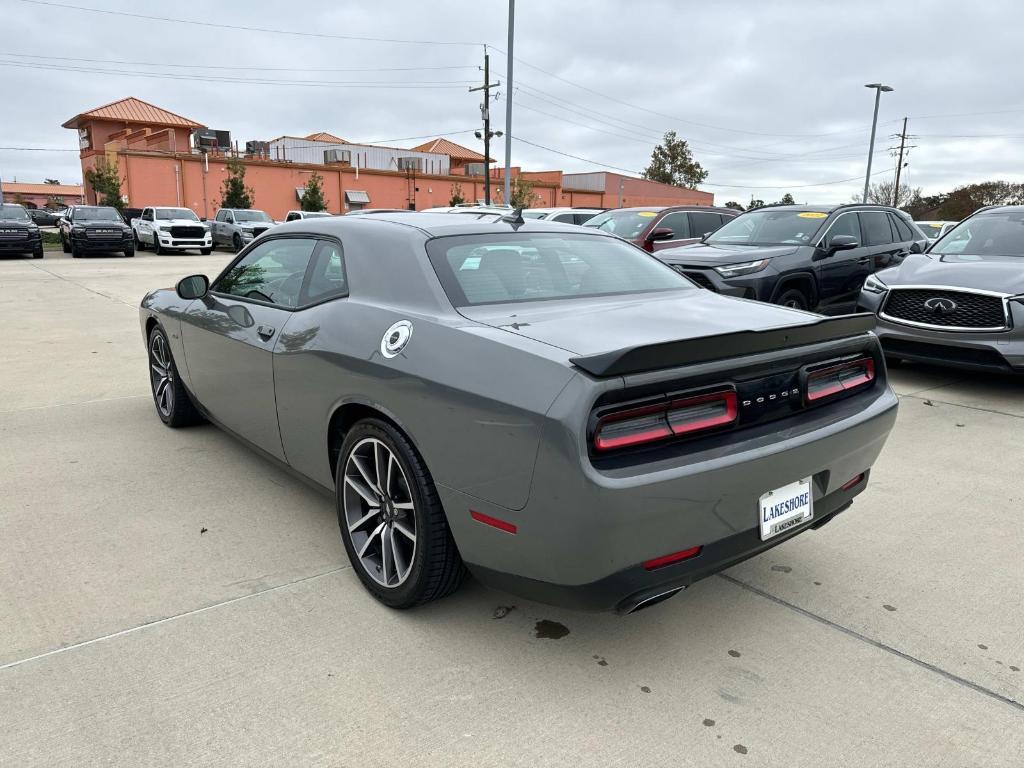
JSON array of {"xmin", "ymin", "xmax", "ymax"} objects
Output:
[
  {"xmin": 139, "ymin": 212, "xmax": 898, "ymax": 613},
  {"xmin": 858, "ymin": 205, "xmax": 1024, "ymax": 372}
]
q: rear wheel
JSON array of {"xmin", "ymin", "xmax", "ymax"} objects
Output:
[
  {"xmin": 336, "ymin": 419, "xmax": 465, "ymax": 608},
  {"xmin": 776, "ymin": 287, "xmax": 810, "ymax": 311},
  {"xmin": 147, "ymin": 326, "xmax": 204, "ymax": 427}
]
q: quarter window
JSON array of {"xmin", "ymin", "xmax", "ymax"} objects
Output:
[
  {"xmin": 214, "ymin": 238, "xmax": 318, "ymax": 307},
  {"xmin": 860, "ymin": 212, "xmax": 895, "ymax": 246},
  {"xmin": 890, "ymin": 214, "xmax": 915, "ymax": 242},
  {"xmin": 304, "ymin": 241, "xmax": 348, "ymax": 303}
]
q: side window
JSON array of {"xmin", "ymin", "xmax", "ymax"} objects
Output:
[
  {"xmin": 286, "ymin": 212, "xmax": 300, "ymax": 222},
  {"xmin": 213, "ymin": 238, "xmax": 318, "ymax": 308},
  {"xmin": 575, "ymin": 213, "xmax": 597, "ymax": 225},
  {"xmin": 303, "ymin": 241, "xmax": 349, "ymax": 304},
  {"xmin": 143, "ymin": 209, "xmax": 153, "ymax": 221},
  {"xmin": 552, "ymin": 213, "xmax": 577, "ymax": 224},
  {"xmin": 658, "ymin": 211, "xmax": 691, "ymax": 239},
  {"xmin": 215, "ymin": 210, "xmax": 226, "ymax": 222},
  {"xmin": 824, "ymin": 213, "xmax": 860, "ymax": 244},
  {"xmin": 689, "ymin": 211, "xmax": 724, "ymax": 239},
  {"xmin": 890, "ymin": 214, "xmax": 914, "ymax": 242},
  {"xmin": 860, "ymin": 212, "xmax": 895, "ymax": 246}
]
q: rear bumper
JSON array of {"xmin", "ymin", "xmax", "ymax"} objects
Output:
[{"xmin": 442, "ymin": 380, "xmax": 898, "ymax": 612}]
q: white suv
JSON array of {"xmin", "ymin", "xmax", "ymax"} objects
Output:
[{"xmin": 521, "ymin": 207, "xmax": 604, "ymax": 225}]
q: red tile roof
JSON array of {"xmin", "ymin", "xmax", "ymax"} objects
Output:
[
  {"xmin": 305, "ymin": 132, "xmax": 348, "ymax": 144},
  {"xmin": 411, "ymin": 137, "xmax": 490, "ymax": 163},
  {"xmin": 62, "ymin": 97, "xmax": 202, "ymax": 129},
  {"xmin": 4, "ymin": 182, "xmax": 84, "ymax": 197}
]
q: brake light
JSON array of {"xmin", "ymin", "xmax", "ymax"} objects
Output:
[
  {"xmin": 644, "ymin": 545, "xmax": 702, "ymax": 570},
  {"xmin": 805, "ymin": 357, "xmax": 875, "ymax": 403},
  {"xmin": 594, "ymin": 389, "xmax": 737, "ymax": 451}
]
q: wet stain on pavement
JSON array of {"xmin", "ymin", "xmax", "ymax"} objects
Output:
[
  {"xmin": 592, "ymin": 655, "xmax": 609, "ymax": 667},
  {"xmin": 728, "ymin": 649, "xmax": 741, "ymax": 658},
  {"xmin": 883, "ymin": 604, "xmax": 897, "ymax": 612},
  {"xmin": 733, "ymin": 744, "xmax": 748, "ymax": 755},
  {"xmin": 534, "ymin": 619, "xmax": 569, "ymax": 640},
  {"xmin": 639, "ymin": 686, "xmax": 651, "ymax": 694},
  {"xmin": 492, "ymin": 605, "xmax": 515, "ymax": 619},
  {"xmin": 1010, "ymin": 666, "xmax": 1020, "ymax": 672},
  {"xmin": 702, "ymin": 718, "xmax": 715, "ymax": 727},
  {"xmin": 770, "ymin": 565, "xmax": 792, "ymax": 573},
  {"xmin": 813, "ymin": 581, "xmax": 822, "ymax": 586},
  {"xmin": 978, "ymin": 644, "xmax": 988, "ymax": 650}
]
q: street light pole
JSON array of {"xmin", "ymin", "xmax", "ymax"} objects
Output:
[
  {"xmin": 503, "ymin": 0, "xmax": 515, "ymax": 207},
  {"xmin": 863, "ymin": 83, "xmax": 893, "ymax": 203}
]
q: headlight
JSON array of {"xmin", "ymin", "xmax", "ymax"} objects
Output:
[
  {"xmin": 72, "ymin": 225, "xmax": 85, "ymax": 234},
  {"xmin": 27, "ymin": 224, "xmax": 39, "ymax": 232},
  {"xmin": 863, "ymin": 274, "xmax": 888, "ymax": 294},
  {"xmin": 714, "ymin": 258, "xmax": 770, "ymax": 278}
]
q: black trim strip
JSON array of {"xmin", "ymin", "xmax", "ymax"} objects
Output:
[{"xmin": 570, "ymin": 313, "xmax": 877, "ymax": 377}]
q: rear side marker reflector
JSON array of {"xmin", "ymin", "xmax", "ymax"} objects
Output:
[
  {"xmin": 805, "ymin": 357, "xmax": 875, "ymax": 403},
  {"xmin": 643, "ymin": 545, "xmax": 702, "ymax": 571},
  {"xmin": 470, "ymin": 510, "xmax": 517, "ymax": 534},
  {"xmin": 594, "ymin": 390, "xmax": 737, "ymax": 451},
  {"xmin": 841, "ymin": 473, "xmax": 866, "ymax": 491}
]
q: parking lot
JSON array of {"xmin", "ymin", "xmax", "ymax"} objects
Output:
[{"xmin": 1, "ymin": 251, "xmax": 1022, "ymax": 766}]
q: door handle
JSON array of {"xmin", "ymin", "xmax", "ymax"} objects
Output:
[
  {"xmin": 857, "ymin": 257, "xmax": 871, "ymax": 265},
  {"xmin": 256, "ymin": 324, "xmax": 275, "ymax": 340}
]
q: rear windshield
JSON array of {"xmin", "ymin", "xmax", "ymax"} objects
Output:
[
  {"xmin": 707, "ymin": 209, "xmax": 827, "ymax": 246},
  {"xmin": 521, "ymin": 210, "xmax": 548, "ymax": 219},
  {"xmin": 73, "ymin": 207, "xmax": 122, "ymax": 222},
  {"xmin": 930, "ymin": 211, "xmax": 1024, "ymax": 257},
  {"xmin": 156, "ymin": 208, "xmax": 199, "ymax": 221},
  {"xmin": 426, "ymin": 232, "xmax": 693, "ymax": 307},
  {"xmin": 583, "ymin": 210, "xmax": 660, "ymax": 238},
  {"xmin": 0, "ymin": 204, "xmax": 29, "ymax": 221},
  {"xmin": 916, "ymin": 223, "xmax": 944, "ymax": 238}
]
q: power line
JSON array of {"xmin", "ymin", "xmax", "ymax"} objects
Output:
[
  {"xmin": 16, "ymin": 0, "xmax": 482, "ymax": 46},
  {"xmin": 0, "ymin": 51, "xmax": 479, "ymax": 73}
]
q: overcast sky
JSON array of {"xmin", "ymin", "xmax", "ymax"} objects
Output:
[{"xmin": 3, "ymin": 0, "xmax": 1023, "ymax": 205}]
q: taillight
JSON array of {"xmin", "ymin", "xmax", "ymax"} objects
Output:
[
  {"xmin": 594, "ymin": 389, "xmax": 737, "ymax": 452},
  {"xmin": 804, "ymin": 357, "xmax": 875, "ymax": 403}
]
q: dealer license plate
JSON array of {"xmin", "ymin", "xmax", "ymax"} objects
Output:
[{"xmin": 759, "ymin": 478, "xmax": 813, "ymax": 541}]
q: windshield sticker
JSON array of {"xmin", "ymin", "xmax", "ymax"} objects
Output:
[
  {"xmin": 637, "ymin": 211, "xmax": 657, "ymax": 217},
  {"xmin": 460, "ymin": 257, "xmax": 481, "ymax": 270},
  {"xmin": 797, "ymin": 212, "xmax": 827, "ymax": 219}
]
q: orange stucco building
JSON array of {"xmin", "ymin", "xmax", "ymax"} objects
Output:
[{"xmin": 63, "ymin": 97, "xmax": 714, "ymax": 218}]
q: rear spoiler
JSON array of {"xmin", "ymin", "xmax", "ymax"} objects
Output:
[{"xmin": 569, "ymin": 313, "xmax": 877, "ymax": 377}]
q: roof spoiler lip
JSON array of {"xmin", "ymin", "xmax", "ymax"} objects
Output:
[{"xmin": 569, "ymin": 313, "xmax": 877, "ymax": 378}]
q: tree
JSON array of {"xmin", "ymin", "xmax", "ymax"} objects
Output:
[
  {"xmin": 44, "ymin": 178, "xmax": 60, "ymax": 185},
  {"xmin": 220, "ymin": 157, "xmax": 254, "ymax": 209},
  {"xmin": 748, "ymin": 198, "xmax": 766, "ymax": 210},
  {"xmin": 723, "ymin": 201, "xmax": 745, "ymax": 211},
  {"xmin": 448, "ymin": 181, "xmax": 466, "ymax": 207},
  {"xmin": 84, "ymin": 159, "xmax": 125, "ymax": 212},
  {"xmin": 496, "ymin": 176, "xmax": 538, "ymax": 208},
  {"xmin": 850, "ymin": 179, "xmax": 921, "ymax": 208},
  {"xmin": 45, "ymin": 195, "xmax": 65, "ymax": 209},
  {"xmin": 772, "ymin": 193, "xmax": 796, "ymax": 206},
  {"xmin": 300, "ymin": 171, "xmax": 327, "ymax": 211},
  {"xmin": 642, "ymin": 131, "xmax": 708, "ymax": 189}
]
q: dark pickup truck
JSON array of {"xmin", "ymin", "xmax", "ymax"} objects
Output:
[
  {"xmin": 58, "ymin": 205, "xmax": 134, "ymax": 258},
  {"xmin": 0, "ymin": 203, "xmax": 44, "ymax": 259}
]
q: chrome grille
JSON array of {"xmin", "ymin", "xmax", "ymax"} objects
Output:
[
  {"xmin": 881, "ymin": 288, "xmax": 1007, "ymax": 330},
  {"xmin": 251, "ymin": 227, "xmax": 268, "ymax": 237},
  {"xmin": 683, "ymin": 270, "xmax": 717, "ymax": 291},
  {"xmin": 0, "ymin": 228, "xmax": 28, "ymax": 240},
  {"xmin": 86, "ymin": 228, "xmax": 122, "ymax": 240}
]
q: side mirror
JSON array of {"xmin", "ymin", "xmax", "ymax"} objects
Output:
[
  {"xmin": 826, "ymin": 234, "xmax": 859, "ymax": 254},
  {"xmin": 200, "ymin": 217, "xmax": 207, "ymax": 222},
  {"xmin": 647, "ymin": 227, "xmax": 675, "ymax": 242},
  {"xmin": 910, "ymin": 241, "xmax": 923, "ymax": 254},
  {"xmin": 176, "ymin": 274, "xmax": 209, "ymax": 300}
]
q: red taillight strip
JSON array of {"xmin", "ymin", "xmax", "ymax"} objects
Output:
[
  {"xmin": 470, "ymin": 510, "xmax": 517, "ymax": 534},
  {"xmin": 841, "ymin": 472, "xmax": 866, "ymax": 491},
  {"xmin": 805, "ymin": 357, "xmax": 875, "ymax": 403},
  {"xmin": 594, "ymin": 389, "xmax": 737, "ymax": 452},
  {"xmin": 643, "ymin": 545, "xmax": 702, "ymax": 570}
]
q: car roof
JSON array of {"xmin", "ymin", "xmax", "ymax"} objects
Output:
[
  {"xmin": 975, "ymin": 205, "xmax": 1024, "ymax": 215},
  {"xmin": 598, "ymin": 205, "xmax": 738, "ymax": 214},
  {"xmin": 272, "ymin": 211, "xmax": 619, "ymax": 239}
]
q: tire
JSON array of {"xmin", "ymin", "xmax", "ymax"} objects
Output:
[
  {"xmin": 32, "ymin": 248, "xmax": 43, "ymax": 259},
  {"xmin": 776, "ymin": 287, "xmax": 810, "ymax": 311},
  {"xmin": 124, "ymin": 248, "xmax": 135, "ymax": 258},
  {"xmin": 152, "ymin": 235, "xmax": 162, "ymax": 255},
  {"xmin": 70, "ymin": 240, "xmax": 80, "ymax": 259},
  {"xmin": 335, "ymin": 419, "xmax": 465, "ymax": 608},
  {"xmin": 133, "ymin": 231, "xmax": 145, "ymax": 251},
  {"xmin": 147, "ymin": 325, "xmax": 204, "ymax": 428},
  {"xmin": 233, "ymin": 233, "xmax": 243, "ymax": 253},
  {"xmin": 61, "ymin": 233, "xmax": 70, "ymax": 253},
  {"xmin": 200, "ymin": 248, "xmax": 212, "ymax": 255}
]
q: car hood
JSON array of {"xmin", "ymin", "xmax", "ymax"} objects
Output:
[
  {"xmin": 655, "ymin": 242, "xmax": 801, "ymax": 267},
  {"xmin": 879, "ymin": 253, "xmax": 1024, "ymax": 294},
  {"xmin": 0, "ymin": 219, "xmax": 33, "ymax": 226},
  {"xmin": 236, "ymin": 220, "xmax": 276, "ymax": 228},
  {"xmin": 458, "ymin": 289, "xmax": 818, "ymax": 357},
  {"xmin": 74, "ymin": 219, "xmax": 127, "ymax": 226},
  {"xmin": 154, "ymin": 218, "xmax": 206, "ymax": 227}
]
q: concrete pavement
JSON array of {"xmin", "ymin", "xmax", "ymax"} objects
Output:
[{"xmin": 1, "ymin": 252, "xmax": 1021, "ymax": 766}]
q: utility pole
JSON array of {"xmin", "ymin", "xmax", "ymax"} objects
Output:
[
  {"xmin": 503, "ymin": 0, "xmax": 515, "ymax": 207},
  {"xmin": 863, "ymin": 83, "xmax": 893, "ymax": 203},
  {"xmin": 469, "ymin": 46, "xmax": 501, "ymax": 205},
  {"xmin": 892, "ymin": 117, "xmax": 909, "ymax": 206}
]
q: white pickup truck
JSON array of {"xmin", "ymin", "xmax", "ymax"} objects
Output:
[{"xmin": 131, "ymin": 206, "xmax": 212, "ymax": 255}]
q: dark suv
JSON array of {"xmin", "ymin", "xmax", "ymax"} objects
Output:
[
  {"xmin": 657, "ymin": 204, "xmax": 928, "ymax": 313},
  {"xmin": 58, "ymin": 205, "xmax": 134, "ymax": 258},
  {"xmin": 583, "ymin": 205, "xmax": 738, "ymax": 252}
]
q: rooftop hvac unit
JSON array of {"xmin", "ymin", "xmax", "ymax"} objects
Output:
[
  {"xmin": 397, "ymin": 157, "xmax": 423, "ymax": 171},
  {"xmin": 324, "ymin": 149, "xmax": 351, "ymax": 164},
  {"xmin": 245, "ymin": 140, "xmax": 269, "ymax": 157},
  {"xmin": 465, "ymin": 162, "xmax": 485, "ymax": 176},
  {"xmin": 195, "ymin": 129, "xmax": 231, "ymax": 151}
]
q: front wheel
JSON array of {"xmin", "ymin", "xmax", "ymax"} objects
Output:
[
  {"xmin": 124, "ymin": 248, "xmax": 135, "ymax": 258},
  {"xmin": 336, "ymin": 419, "xmax": 465, "ymax": 608},
  {"xmin": 233, "ymin": 233, "xmax": 243, "ymax": 253},
  {"xmin": 152, "ymin": 235, "xmax": 162, "ymax": 255},
  {"xmin": 134, "ymin": 231, "xmax": 145, "ymax": 251},
  {"xmin": 200, "ymin": 248, "xmax": 212, "ymax": 255},
  {"xmin": 61, "ymin": 233, "xmax": 70, "ymax": 253},
  {"xmin": 147, "ymin": 326, "xmax": 204, "ymax": 427},
  {"xmin": 776, "ymin": 287, "xmax": 810, "ymax": 311},
  {"xmin": 32, "ymin": 248, "xmax": 43, "ymax": 259}
]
